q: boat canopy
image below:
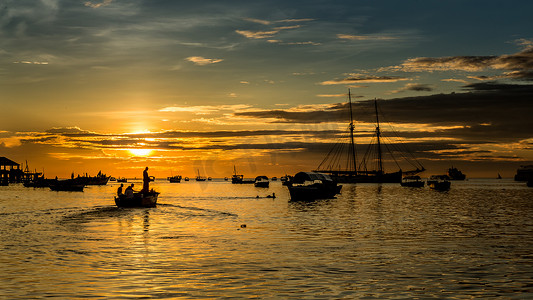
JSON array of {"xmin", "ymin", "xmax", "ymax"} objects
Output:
[{"xmin": 293, "ymin": 172, "xmax": 334, "ymax": 183}]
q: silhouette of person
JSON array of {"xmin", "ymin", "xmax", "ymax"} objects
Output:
[
  {"xmin": 117, "ymin": 183, "xmax": 124, "ymax": 196},
  {"xmin": 142, "ymin": 167, "xmax": 149, "ymax": 193},
  {"xmin": 125, "ymin": 184, "xmax": 134, "ymax": 199}
]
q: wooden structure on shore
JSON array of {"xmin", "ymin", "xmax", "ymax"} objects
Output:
[{"xmin": 0, "ymin": 157, "xmax": 42, "ymax": 185}]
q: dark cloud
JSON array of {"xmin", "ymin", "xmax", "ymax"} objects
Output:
[{"xmin": 235, "ymin": 83, "xmax": 533, "ymax": 143}]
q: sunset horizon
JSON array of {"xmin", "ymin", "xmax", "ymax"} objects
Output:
[{"xmin": 2, "ymin": 1, "xmax": 532, "ymax": 179}]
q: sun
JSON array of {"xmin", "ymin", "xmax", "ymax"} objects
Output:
[{"xmin": 128, "ymin": 148, "xmax": 153, "ymax": 156}]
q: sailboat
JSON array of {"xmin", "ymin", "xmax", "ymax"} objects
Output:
[
  {"xmin": 195, "ymin": 169, "xmax": 207, "ymax": 181},
  {"xmin": 231, "ymin": 165, "xmax": 254, "ymax": 184},
  {"xmin": 314, "ymin": 89, "xmax": 425, "ymax": 183}
]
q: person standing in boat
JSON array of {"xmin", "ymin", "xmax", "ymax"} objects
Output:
[{"xmin": 142, "ymin": 167, "xmax": 150, "ymax": 193}]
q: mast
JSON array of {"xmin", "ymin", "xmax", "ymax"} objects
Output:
[
  {"xmin": 374, "ymin": 99, "xmax": 383, "ymax": 174},
  {"xmin": 348, "ymin": 89, "xmax": 357, "ymax": 174}
]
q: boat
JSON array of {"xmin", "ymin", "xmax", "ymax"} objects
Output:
[
  {"xmin": 167, "ymin": 175, "xmax": 182, "ymax": 183},
  {"xmin": 23, "ymin": 176, "xmax": 56, "ymax": 188},
  {"xmin": 115, "ymin": 190, "xmax": 159, "ymax": 208},
  {"xmin": 447, "ymin": 167, "xmax": 466, "ymax": 180},
  {"xmin": 184, "ymin": 177, "xmax": 189, "ymax": 181},
  {"xmin": 314, "ymin": 90, "xmax": 425, "ymax": 183},
  {"xmin": 287, "ymin": 172, "xmax": 342, "ymax": 201},
  {"xmin": 207, "ymin": 177, "xmax": 212, "ymax": 181},
  {"xmin": 76, "ymin": 171, "xmax": 110, "ymax": 185},
  {"xmin": 224, "ymin": 177, "xmax": 228, "ymax": 181},
  {"xmin": 254, "ymin": 176, "xmax": 270, "ymax": 188},
  {"xmin": 231, "ymin": 166, "xmax": 254, "ymax": 184},
  {"xmin": 49, "ymin": 179, "xmax": 84, "ymax": 192},
  {"xmin": 116, "ymin": 177, "xmax": 127, "ymax": 183},
  {"xmin": 514, "ymin": 165, "xmax": 533, "ymax": 181},
  {"xmin": 149, "ymin": 176, "xmax": 155, "ymax": 182},
  {"xmin": 271, "ymin": 176, "xmax": 278, "ymax": 181},
  {"xmin": 400, "ymin": 175, "xmax": 425, "ymax": 187},
  {"xmin": 527, "ymin": 179, "xmax": 533, "ymax": 187},
  {"xmin": 427, "ymin": 175, "xmax": 451, "ymax": 191},
  {"xmin": 109, "ymin": 177, "xmax": 116, "ymax": 181},
  {"xmin": 195, "ymin": 169, "xmax": 207, "ymax": 181}
]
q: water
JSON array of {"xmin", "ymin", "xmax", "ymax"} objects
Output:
[{"xmin": 1, "ymin": 179, "xmax": 532, "ymax": 299}]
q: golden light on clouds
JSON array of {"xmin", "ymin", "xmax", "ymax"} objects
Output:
[{"xmin": 128, "ymin": 149, "xmax": 153, "ymax": 157}]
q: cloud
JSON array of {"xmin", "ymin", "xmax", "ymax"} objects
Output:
[
  {"xmin": 84, "ymin": 0, "xmax": 113, "ymax": 8},
  {"xmin": 396, "ymin": 47, "xmax": 533, "ymax": 77},
  {"xmin": 159, "ymin": 104, "xmax": 252, "ymax": 114},
  {"xmin": 337, "ymin": 34, "xmax": 397, "ymax": 41},
  {"xmin": 320, "ymin": 74, "xmax": 409, "ymax": 85},
  {"xmin": 234, "ymin": 83, "xmax": 533, "ymax": 143},
  {"xmin": 391, "ymin": 83, "xmax": 433, "ymax": 93},
  {"xmin": 235, "ymin": 30, "xmax": 280, "ymax": 39},
  {"xmin": 185, "ymin": 56, "xmax": 223, "ymax": 65}
]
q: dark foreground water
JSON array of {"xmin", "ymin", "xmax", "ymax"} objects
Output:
[{"xmin": 1, "ymin": 179, "xmax": 532, "ymax": 299}]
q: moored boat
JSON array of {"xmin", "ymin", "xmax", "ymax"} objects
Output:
[
  {"xmin": 287, "ymin": 172, "xmax": 342, "ymax": 201},
  {"xmin": 254, "ymin": 176, "xmax": 269, "ymax": 188},
  {"xmin": 514, "ymin": 165, "xmax": 533, "ymax": 181},
  {"xmin": 167, "ymin": 175, "xmax": 182, "ymax": 183},
  {"xmin": 195, "ymin": 169, "xmax": 207, "ymax": 181},
  {"xmin": 447, "ymin": 167, "xmax": 466, "ymax": 180},
  {"xmin": 314, "ymin": 90, "xmax": 424, "ymax": 183},
  {"xmin": 400, "ymin": 175, "xmax": 425, "ymax": 187},
  {"xmin": 231, "ymin": 166, "xmax": 254, "ymax": 184},
  {"xmin": 427, "ymin": 175, "xmax": 451, "ymax": 191},
  {"xmin": 115, "ymin": 191, "xmax": 159, "ymax": 208},
  {"xmin": 49, "ymin": 179, "xmax": 84, "ymax": 192}
]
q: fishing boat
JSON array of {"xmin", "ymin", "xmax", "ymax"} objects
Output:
[
  {"xmin": 400, "ymin": 175, "xmax": 425, "ymax": 187},
  {"xmin": 231, "ymin": 166, "xmax": 254, "ymax": 184},
  {"xmin": 271, "ymin": 176, "xmax": 278, "ymax": 181},
  {"xmin": 195, "ymin": 169, "xmax": 207, "ymax": 181},
  {"xmin": 427, "ymin": 175, "xmax": 451, "ymax": 191},
  {"xmin": 23, "ymin": 176, "xmax": 56, "ymax": 188},
  {"xmin": 254, "ymin": 176, "xmax": 269, "ymax": 188},
  {"xmin": 49, "ymin": 179, "xmax": 84, "ymax": 192},
  {"xmin": 116, "ymin": 177, "xmax": 127, "ymax": 183},
  {"xmin": 115, "ymin": 190, "xmax": 159, "ymax": 208},
  {"xmin": 287, "ymin": 172, "xmax": 342, "ymax": 201},
  {"xmin": 514, "ymin": 165, "xmax": 533, "ymax": 181},
  {"xmin": 447, "ymin": 167, "xmax": 466, "ymax": 180},
  {"xmin": 184, "ymin": 177, "xmax": 189, "ymax": 181},
  {"xmin": 167, "ymin": 175, "xmax": 182, "ymax": 183},
  {"xmin": 314, "ymin": 90, "xmax": 424, "ymax": 183},
  {"xmin": 76, "ymin": 171, "xmax": 110, "ymax": 185}
]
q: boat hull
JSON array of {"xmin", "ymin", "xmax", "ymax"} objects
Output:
[
  {"xmin": 401, "ymin": 181, "xmax": 425, "ymax": 188},
  {"xmin": 288, "ymin": 184, "xmax": 342, "ymax": 201},
  {"xmin": 49, "ymin": 180, "xmax": 84, "ymax": 192},
  {"xmin": 428, "ymin": 181, "xmax": 451, "ymax": 191},
  {"xmin": 115, "ymin": 192, "xmax": 159, "ymax": 208}
]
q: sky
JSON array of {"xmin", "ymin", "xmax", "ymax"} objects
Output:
[{"xmin": 1, "ymin": 0, "xmax": 532, "ymax": 179}]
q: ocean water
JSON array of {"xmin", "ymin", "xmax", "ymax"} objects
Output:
[{"xmin": 0, "ymin": 179, "xmax": 532, "ymax": 299}]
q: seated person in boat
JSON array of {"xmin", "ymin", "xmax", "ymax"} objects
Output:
[
  {"xmin": 117, "ymin": 183, "xmax": 124, "ymax": 196},
  {"xmin": 124, "ymin": 184, "xmax": 135, "ymax": 199}
]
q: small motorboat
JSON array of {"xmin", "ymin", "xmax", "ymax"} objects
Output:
[
  {"xmin": 287, "ymin": 172, "xmax": 342, "ymax": 201},
  {"xmin": 427, "ymin": 175, "xmax": 451, "ymax": 191},
  {"xmin": 115, "ymin": 190, "xmax": 159, "ymax": 208},
  {"xmin": 401, "ymin": 175, "xmax": 425, "ymax": 187},
  {"xmin": 254, "ymin": 176, "xmax": 269, "ymax": 188}
]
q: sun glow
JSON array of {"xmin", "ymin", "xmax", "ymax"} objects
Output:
[{"xmin": 128, "ymin": 149, "xmax": 153, "ymax": 156}]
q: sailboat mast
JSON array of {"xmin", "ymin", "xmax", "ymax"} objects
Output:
[
  {"xmin": 374, "ymin": 99, "xmax": 383, "ymax": 174},
  {"xmin": 348, "ymin": 89, "xmax": 357, "ymax": 173}
]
